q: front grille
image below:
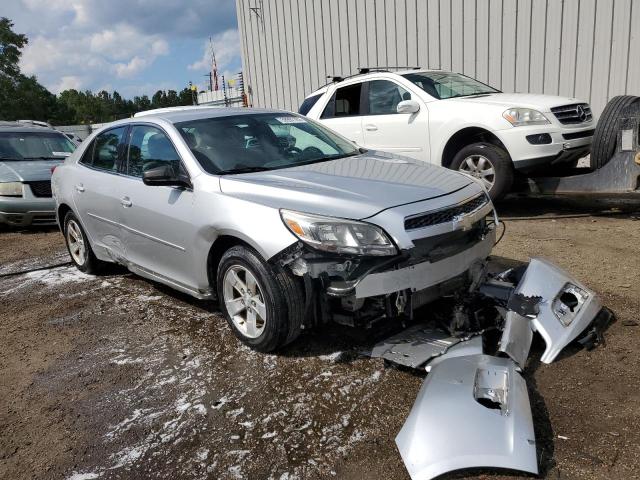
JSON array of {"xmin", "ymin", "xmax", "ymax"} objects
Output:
[
  {"xmin": 562, "ymin": 129, "xmax": 595, "ymax": 140},
  {"xmin": 27, "ymin": 180, "xmax": 52, "ymax": 197},
  {"xmin": 404, "ymin": 194, "xmax": 488, "ymax": 231},
  {"xmin": 550, "ymin": 103, "xmax": 593, "ymax": 125}
]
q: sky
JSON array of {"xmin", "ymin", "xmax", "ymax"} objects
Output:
[{"xmin": 2, "ymin": 0, "xmax": 242, "ymax": 98}]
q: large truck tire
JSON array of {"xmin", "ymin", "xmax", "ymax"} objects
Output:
[{"xmin": 591, "ymin": 95, "xmax": 639, "ymax": 169}]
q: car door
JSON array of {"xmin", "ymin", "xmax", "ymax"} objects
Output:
[
  {"xmin": 73, "ymin": 126, "xmax": 129, "ymax": 260},
  {"xmin": 118, "ymin": 123, "xmax": 198, "ymax": 290},
  {"xmin": 318, "ymin": 82, "xmax": 365, "ymax": 146},
  {"xmin": 360, "ymin": 79, "xmax": 429, "ymax": 161}
]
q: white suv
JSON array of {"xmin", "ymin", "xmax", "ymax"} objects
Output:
[{"xmin": 301, "ymin": 69, "xmax": 595, "ymax": 200}]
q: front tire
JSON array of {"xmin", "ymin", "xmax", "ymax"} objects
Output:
[
  {"xmin": 450, "ymin": 142, "xmax": 514, "ymax": 201},
  {"xmin": 216, "ymin": 245, "xmax": 305, "ymax": 352},
  {"xmin": 63, "ymin": 211, "xmax": 105, "ymax": 274}
]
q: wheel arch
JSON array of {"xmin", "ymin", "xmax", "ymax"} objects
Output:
[
  {"xmin": 206, "ymin": 234, "xmax": 261, "ymax": 290},
  {"xmin": 56, "ymin": 203, "xmax": 73, "ymax": 228},
  {"xmin": 441, "ymin": 127, "xmax": 509, "ymax": 168}
]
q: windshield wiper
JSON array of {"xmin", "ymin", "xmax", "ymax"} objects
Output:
[
  {"xmin": 21, "ymin": 156, "xmax": 67, "ymax": 160},
  {"xmin": 218, "ymin": 166, "xmax": 272, "ymax": 175}
]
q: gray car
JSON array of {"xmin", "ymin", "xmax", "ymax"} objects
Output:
[
  {"xmin": 52, "ymin": 107, "xmax": 608, "ymax": 479},
  {"xmin": 0, "ymin": 122, "xmax": 76, "ymax": 227}
]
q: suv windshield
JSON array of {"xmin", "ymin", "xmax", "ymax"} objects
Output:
[
  {"xmin": 402, "ymin": 72, "xmax": 499, "ymax": 99},
  {"xmin": 0, "ymin": 131, "xmax": 76, "ymax": 160},
  {"xmin": 176, "ymin": 113, "xmax": 359, "ymax": 175}
]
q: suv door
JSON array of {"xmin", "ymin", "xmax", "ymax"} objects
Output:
[
  {"xmin": 73, "ymin": 126, "xmax": 128, "ymax": 260},
  {"xmin": 318, "ymin": 82, "xmax": 365, "ymax": 146},
  {"xmin": 360, "ymin": 80, "xmax": 429, "ymax": 161},
  {"xmin": 118, "ymin": 124, "xmax": 198, "ymax": 291}
]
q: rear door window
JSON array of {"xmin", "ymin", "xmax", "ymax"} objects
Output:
[
  {"xmin": 92, "ymin": 127, "xmax": 127, "ymax": 172},
  {"xmin": 321, "ymin": 83, "xmax": 362, "ymax": 118}
]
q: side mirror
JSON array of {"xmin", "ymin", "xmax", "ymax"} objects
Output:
[
  {"xmin": 397, "ymin": 99, "xmax": 420, "ymax": 114},
  {"xmin": 142, "ymin": 164, "xmax": 191, "ymax": 189}
]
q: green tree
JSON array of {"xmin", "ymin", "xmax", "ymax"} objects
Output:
[{"xmin": 0, "ymin": 17, "xmax": 27, "ymax": 78}]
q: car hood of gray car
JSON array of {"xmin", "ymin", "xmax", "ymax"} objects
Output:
[
  {"xmin": 0, "ymin": 160, "xmax": 64, "ymax": 182},
  {"xmin": 219, "ymin": 152, "xmax": 476, "ymax": 219}
]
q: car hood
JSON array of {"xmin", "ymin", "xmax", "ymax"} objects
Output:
[
  {"xmin": 0, "ymin": 160, "xmax": 63, "ymax": 182},
  {"xmin": 219, "ymin": 152, "xmax": 476, "ymax": 220},
  {"xmin": 452, "ymin": 93, "xmax": 586, "ymax": 112}
]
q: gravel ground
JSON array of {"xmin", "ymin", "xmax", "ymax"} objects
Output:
[{"xmin": 0, "ymin": 196, "xmax": 639, "ymax": 480}]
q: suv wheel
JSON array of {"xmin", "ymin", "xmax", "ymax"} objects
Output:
[
  {"xmin": 450, "ymin": 143, "xmax": 514, "ymax": 201},
  {"xmin": 216, "ymin": 245, "xmax": 304, "ymax": 352},
  {"xmin": 63, "ymin": 211, "xmax": 104, "ymax": 273}
]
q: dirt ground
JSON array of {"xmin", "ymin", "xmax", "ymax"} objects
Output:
[{"xmin": 1, "ymin": 196, "xmax": 639, "ymax": 480}]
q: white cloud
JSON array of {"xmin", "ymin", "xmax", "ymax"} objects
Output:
[
  {"xmin": 19, "ymin": 19, "xmax": 171, "ymax": 92},
  {"xmin": 188, "ymin": 29, "xmax": 240, "ymax": 73},
  {"xmin": 8, "ymin": 0, "xmax": 239, "ymax": 95},
  {"xmin": 53, "ymin": 75, "xmax": 84, "ymax": 92}
]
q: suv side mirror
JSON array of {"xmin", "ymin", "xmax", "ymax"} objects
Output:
[
  {"xmin": 397, "ymin": 99, "xmax": 420, "ymax": 114},
  {"xmin": 142, "ymin": 164, "xmax": 191, "ymax": 189}
]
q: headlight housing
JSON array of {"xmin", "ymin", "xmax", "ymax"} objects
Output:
[
  {"xmin": 502, "ymin": 108, "xmax": 550, "ymax": 126},
  {"xmin": 0, "ymin": 182, "xmax": 23, "ymax": 197},
  {"xmin": 280, "ymin": 209, "xmax": 397, "ymax": 256}
]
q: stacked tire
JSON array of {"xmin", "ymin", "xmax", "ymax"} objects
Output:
[{"xmin": 591, "ymin": 95, "xmax": 640, "ymax": 169}]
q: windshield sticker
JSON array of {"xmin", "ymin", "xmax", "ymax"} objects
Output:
[
  {"xmin": 52, "ymin": 152, "xmax": 72, "ymax": 157},
  {"xmin": 275, "ymin": 116, "xmax": 307, "ymax": 124}
]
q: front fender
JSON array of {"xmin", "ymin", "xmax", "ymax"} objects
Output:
[{"xmin": 396, "ymin": 354, "xmax": 538, "ymax": 480}]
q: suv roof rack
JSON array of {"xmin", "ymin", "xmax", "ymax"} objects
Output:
[
  {"xmin": 317, "ymin": 66, "xmax": 423, "ymax": 91},
  {"xmin": 358, "ymin": 66, "xmax": 421, "ymax": 74}
]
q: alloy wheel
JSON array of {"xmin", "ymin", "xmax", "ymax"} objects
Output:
[
  {"xmin": 222, "ymin": 265, "xmax": 267, "ymax": 339},
  {"xmin": 66, "ymin": 219, "xmax": 87, "ymax": 266},
  {"xmin": 458, "ymin": 154, "xmax": 495, "ymax": 191}
]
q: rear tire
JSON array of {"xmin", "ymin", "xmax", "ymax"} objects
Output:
[
  {"xmin": 591, "ymin": 95, "xmax": 639, "ymax": 169},
  {"xmin": 63, "ymin": 211, "xmax": 105, "ymax": 274},
  {"xmin": 216, "ymin": 245, "xmax": 305, "ymax": 352},
  {"xmin": 450, "ymin": 143, "xmax": 514, "ymax": 201}
]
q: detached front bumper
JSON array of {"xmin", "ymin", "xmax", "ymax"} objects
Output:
[{"xmin": 383, "ymin": 257, "xmax": 610, "ymax": 480}]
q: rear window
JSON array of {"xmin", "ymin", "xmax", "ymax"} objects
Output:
[{"xmin": 298, "ymin": 93, "xmax": 323, "ymax": 115}]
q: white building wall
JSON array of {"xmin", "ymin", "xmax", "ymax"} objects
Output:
[{"xmin": 236, "ymin": 0, "xmax": 640, "ymax": 116}]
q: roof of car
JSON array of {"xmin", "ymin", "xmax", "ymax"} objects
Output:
[
  {"xmin": 124, "ymin": 107, "xmax": 291, "ymax": 124},
  {"xmin": 0, "ymin": 121, "xmax": 62, "ymax": 134},
  {"xmin": 306, "ymin": 68, "xmax": 446, "ymax": 98}
]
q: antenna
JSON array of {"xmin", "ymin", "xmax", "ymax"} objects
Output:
[{"xmin": 209, "ymin": 36, "xmax": 219, "ymax": 91}]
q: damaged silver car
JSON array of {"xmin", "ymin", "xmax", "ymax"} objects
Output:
[{"xmin": 52, "ymin": 107, "xmax": 610, "ymax": 478}]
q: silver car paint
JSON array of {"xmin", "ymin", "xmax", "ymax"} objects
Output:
[
  {"xmin": 513, "ymin": 257, "xmax": 602, "ymax": 363},
  {"xmin": 355, "ymin": 231, "xmax": 494, "ymax": 298},
  {"xmin": 498, "ymin": 311, "xmax": 534, "ymax": 369},
  {"xmin": 396, "ymin": 354, "xmax": 538, "ymax": 480},
  {"xmin": 53, "ymin": 108, "xmax": 486, "ymax": 298}
]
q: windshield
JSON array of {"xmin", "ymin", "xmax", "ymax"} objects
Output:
[
  {"xmin": 175, "ymin": 113, "xmax": 359, "ymax": 175},
  {"xmin": 0, "ymin": 131, "xmax": 76, "ymax": 160},
  {"xmin": 402, "ymin": 72, "xmax": 500, "ymax": 99}
]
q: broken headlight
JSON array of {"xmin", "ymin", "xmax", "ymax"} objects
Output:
[
  {"xmin": 280, "ymin": 209, "xmax": 397, "ymax": 256},
  {"xmin": 552, "ymin": 283, "xmax": 589, "ymax": 326}
]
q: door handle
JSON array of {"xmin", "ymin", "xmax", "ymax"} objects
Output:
[
  {"xmin": 75, "ymin": 184, "xmax": 85, "ymax": 193},
  {"xmin": 364, "ymin": 124, "xmax": 378, "ymax": 131},
  {"xmin": 120, "ymin": 197, "xmax": 132, "ymax": 208}
]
